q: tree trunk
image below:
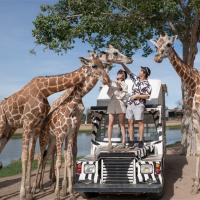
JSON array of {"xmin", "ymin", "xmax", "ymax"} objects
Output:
[
  {"xmin": 181, "ymin": 40, "xmax": 197, "ymax": 155},
  {"xmin": 180, "ymin": 41, "xmax": 189, "ymax": 154}
]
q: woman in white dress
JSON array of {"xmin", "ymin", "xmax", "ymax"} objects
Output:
[{"xmin": 107, "ymin": 69, "xmax": 128, "ymax": 148}]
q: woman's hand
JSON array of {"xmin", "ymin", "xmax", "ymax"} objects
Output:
[{"xmin": 116, "ymin": 81, "xmax": 122, "ymax": 91}]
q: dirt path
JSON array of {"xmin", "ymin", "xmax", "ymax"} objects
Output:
[{"xmin": 1, "ymin": 146, "xmax": 200, "ymax": 200}]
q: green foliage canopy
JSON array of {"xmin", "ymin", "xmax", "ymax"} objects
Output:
[{"xmin": 32, "ymin": 0, "xmax": 200, "ymax": 61}]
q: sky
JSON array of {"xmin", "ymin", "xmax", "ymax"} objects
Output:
[{"xmin": 0, "ymin": 0, "xmax": 199, "ymax": 110}]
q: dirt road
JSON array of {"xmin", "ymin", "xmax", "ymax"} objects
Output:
[{"xmin": 1, "ymin": 145, "xmax": 200, "ymax": 200}]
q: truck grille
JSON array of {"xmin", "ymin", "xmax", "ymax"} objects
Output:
[{"xmin": 101, "ymin": 157, "xmax": 135, "ymax": 184}]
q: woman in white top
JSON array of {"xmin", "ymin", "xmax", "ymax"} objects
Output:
[{"xmin": 107, "ymin": 69, "xmax": 128, "ymax": 148}]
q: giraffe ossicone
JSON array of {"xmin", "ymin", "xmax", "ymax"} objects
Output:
[{"xmin": 150, "ymin": 34, "xmax": 178, "ymax": 63}]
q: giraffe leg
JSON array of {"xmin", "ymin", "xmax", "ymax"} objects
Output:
[
  {"xmin": 49, "ymin": 146, "xmax": 56, "ymax": 184},
  {"xmin": 32, "ymin": 146, "xmax": 46, "ymax": 193},
  {"xmin": 66, "ymin": 139, "xmax": 74, "ymax": 198},
  {"xmin": 55, "ymin": 135, "xmax": 63, "ymax": 200},
  {"xmin": 26, "ymin": 134, "xmax": 37, "ymax": 200},
  {"xmin": 32, "ymin": 155, "xmax": 42, "ymax": 194},
  {"xmin": 20, "ymin": 126, "xmax": 31, "ymax": 200},
  {"xmin": 72, "ymin": 126, "xmax": 79, "ymax": 182},
  {"xmin": 67, "ymin": 117, "xmax": 81, "ymax": 200},
  {"xmin": 0, "ymin": 127, "xmax": 16, "ymax": 153},
  {"xmin": 0, "ymin": 106, "xmax": 9, "ymax": 153},
  {"xmin": 39, "ymin": 138, "xmax": 56, "ymax": 189},
  {"xmin": 61, "ymin": 137, "xmax": 69, "ymax": 197},
  {"xmin": 32, "ymin": 128, "xmax": 48, "ymax": 193},
  {"xmin": 0, "ymin": 113, "xmax": 10, "ymax": 153}
]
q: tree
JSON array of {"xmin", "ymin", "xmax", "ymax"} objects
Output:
[{"xmin": 32, "ymin": 0, "xmax": 200, "ymax": 144}]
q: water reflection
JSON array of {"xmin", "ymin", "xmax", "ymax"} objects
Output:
[{"xmin": 0, "ymin": 128, "xmax": 181, "ymax": 166}]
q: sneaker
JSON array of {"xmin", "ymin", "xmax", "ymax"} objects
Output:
[
  {"xmin": 128, "ymin": 141, "xmax": 134, "ymax": 149},
  {"xmin": 138, "ymin": 141, "xmax": 144, "ymax": 148}
]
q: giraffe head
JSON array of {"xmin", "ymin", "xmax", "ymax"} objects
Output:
[
  {"xmin": 80, "ymin": 52, "xmax": 107, "ymax": 72},
  {"xmin": 99, "ymin": 44, "xmax": 133, "ymax": 65},
  {"xmin": 79, "ymin": 53, "xmax": 110, "ymax": 84},
  {"xmin": 79, "ymin": 55, "xmax": 103, "ymax": 77},
  {"xmin": 150, "ymin": 34, "xmax": 177, "ymax": 63}
]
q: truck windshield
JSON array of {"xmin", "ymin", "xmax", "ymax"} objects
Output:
[{"xmin": 95, "ymin": 111, "xmax": 161, "ymax": 143}]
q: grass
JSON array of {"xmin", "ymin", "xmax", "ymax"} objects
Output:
[
  {"xmin": 166, "ymin": 141, "xmax": 181, "ymax": 148},
  {"xmin": 11, "ymin": 133, "xmax": 23, "ymax": 139},
  {"xmin": 0, "ymin": 159, "xmax": 38, "ymax": 178},
  {"xmin": 166, "ymin": 124, "xmax": 181, "ymax": 129},
  {"xmin": 0, "ymin": 156, "xmax": 84, "ymax": 178}
]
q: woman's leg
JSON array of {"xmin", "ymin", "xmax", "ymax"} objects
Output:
[
  {"xmin": 128, "ymin": 119, "xmax": 134, "ymax": 142},
  {"xmin": 107, "ymin": 113, "xmax": 114, "ymax": 145},
  {"xmin": 118, "ymin": 113, "xmax": 126, "ymax": 144}
]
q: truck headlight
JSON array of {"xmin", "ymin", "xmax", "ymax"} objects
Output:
[
  {"xmin": 84, "ymin": 164, "xmax": 96, "ymax": 174},
  {"xmin": 140, "ymin": 164, "xmax": 153, "ymax": 174}
]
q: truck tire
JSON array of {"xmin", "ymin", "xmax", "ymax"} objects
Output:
[{"xmin": 79, "ymin": 192, "xmax": 99, "ymax": 199}]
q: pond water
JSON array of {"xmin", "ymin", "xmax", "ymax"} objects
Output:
[{"xmin": 0, "ymin": 128, "xmax": 181, "ymax": 166}]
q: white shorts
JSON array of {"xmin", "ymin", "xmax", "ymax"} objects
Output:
[{"xmin": 126, "ymin": 103, "xmax": 145, "ymax": 120}]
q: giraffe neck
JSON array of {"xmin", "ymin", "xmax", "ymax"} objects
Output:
[
  {"xmin": 168, "ymin": 48, "xmax": 196, "ymax": 88},
  {"xmin": 79, "ymin": 68, "xmax": 109, "ymax": 97},
  {"xmin": 49, "ymin": 76, "xmax": 99, "ymax": 115},
  {"xmin": 49, "ymin": 87, "xmax": 75, "ymax": 113},
  {"xmin": 67, "ymin": 76, "xmax": 98, "ymax": 105},
  {"xmin": 80, "ymin": 76, "xmax": 98, "ymax": 97},
  {"xmin": 62, "ymin": 77, "xmax": 98, "ymax": 119},
  {"xmin": 39, "ymin": 65, "xmax": 89, "ymax": 97}
]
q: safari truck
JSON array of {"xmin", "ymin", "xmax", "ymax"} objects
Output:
[{"xmin": 74, "ymin": 78, "xmax": 167, "ymax": 199}]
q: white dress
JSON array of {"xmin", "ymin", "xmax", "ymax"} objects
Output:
[{"xmin": 107, "ymin": 80, "xmax": 128, "ymax": 114}]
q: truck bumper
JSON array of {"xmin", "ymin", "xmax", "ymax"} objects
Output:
[{"xmin": 74, "ymin": 183, "xmax": 163, "ymax": 194}]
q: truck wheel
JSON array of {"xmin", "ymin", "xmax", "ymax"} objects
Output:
[{"xmin": 79, "ymin": 192, "xmax": 99, "ymax": 199}]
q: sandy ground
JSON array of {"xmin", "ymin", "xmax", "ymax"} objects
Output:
[{"xmin": 1, "ymin": 144, "xmax": 200, "ymax": 200}]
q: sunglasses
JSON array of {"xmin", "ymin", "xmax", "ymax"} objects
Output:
[{"xmin": 117, "ymin": 77, "xmax": 124, "ymax": 80}]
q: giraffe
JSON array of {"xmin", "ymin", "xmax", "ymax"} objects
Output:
[
  {"xmin": 150, "ymin": 34, "xmax": 200, "ymax": 193},
  {"xmin": 151, "ymin": 35, "xmax": 195, "ymax": 155},
  {"xmin": 32, "ymin": 55, "xmax": 110, "ymax": 199},
  {"xmin": 34, "ymin": 49, "xmax": 132, "ymax": 199},
  {"xmin": 0, "ymin": 63, "xmax": 97, "ymax": 200}
]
